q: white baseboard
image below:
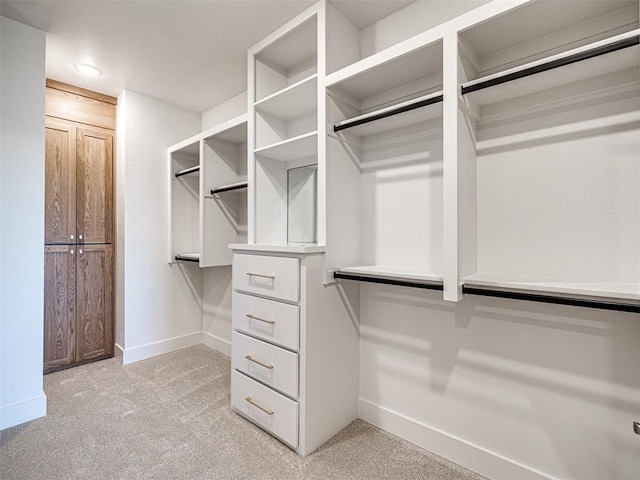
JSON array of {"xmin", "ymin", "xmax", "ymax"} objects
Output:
[
  {"xmin": 200, "ymin": 331, "xmax": 231, "ymax": 357},
  {"xmin": 1, "ymin": 391, "xmax": 47, "ymax": 431},
  {"xmin": 121, "ymin": 332, "xmax": 201, "ymax": 364},
  {"xmin": 358, "ymin": 398, "xmax": 552, "ymax": 480},
  {"xmin": 114, "ymin": 343, "xmax": 124, "ymax": 364}
]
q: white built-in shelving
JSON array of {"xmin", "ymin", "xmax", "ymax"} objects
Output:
[
  {"xmin": 250, "ymin": 8, "xmax": 321, "ymax": 246},
  {"xmin": 168, "ymin": 114, "xmax": 248, "ymax": 267},
  {"xmin": 169, "ymin": 137, "xmax": 201, "ymax": 265},
  {"xmin": 326, "ymin": 35, "xmax": 445, "ymax": 287},
  {"xmin": 201, "ymin": 115, "xmax": 248, "ymax": 267},
  {"xmin": 456, "ymin": 0, "xmax": 640, "ymax": 306}
]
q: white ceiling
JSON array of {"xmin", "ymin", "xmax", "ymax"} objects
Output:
[{"xmin": 1, "ymin": 0, "xmax": 413, "ymax": 113}]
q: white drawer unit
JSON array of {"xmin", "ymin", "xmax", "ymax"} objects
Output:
[
  {"xmin": 232, "ymin": 331, "xmax": 299, "ymax": 398},
  {"xmin": 231, "ymin": 247, "xmax": 358, "ymax": 457},
  {"xmin": 231, "ymin": 370, "xmax": 299, "ymax": 448},
  {"xmin": 232, "ymin": 292, "xmax": 299, "ymax": 350},
  {"xmin": 232, "ymin": 253, "xmax": 299, "ymax": 302}
]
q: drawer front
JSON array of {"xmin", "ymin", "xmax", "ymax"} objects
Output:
[
  {"xmin": 232, "ymin": 331, "xmax": 299, "ymax": 398},
  {"xmin": 231, "ymin": 369, "xmax": 298, "ymax": 448},
  {"xmin": 233, "ymin": 253, "xmax": 299, "ymax": 302},
  {"xmin": 233, "ymin": 292, "xmax": 299, "ymax": 351}
]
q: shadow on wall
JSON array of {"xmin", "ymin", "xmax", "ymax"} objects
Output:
[{"xmin": 358, "ymin": 282, "xmax": 640, "ymax": 477}]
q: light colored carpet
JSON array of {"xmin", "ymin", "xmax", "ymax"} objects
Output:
[{"xmin": 0, "ymin": 345, "xmax": 485, "ymax": 480}]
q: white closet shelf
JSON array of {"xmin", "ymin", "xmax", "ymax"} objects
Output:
[
  {"xmin": 325, "ymin": 33, "xmax": 443, "ymax": 101},
  {"xmin": 203, "ymin": 113, "xmax": 248, "ymax": 142},
  {"xmin": 174, "ymin": 253, "xmax": 200, "ymax": 263},
  {"xmin": 255, "ymin": 74, "xmax": 318, "ymax": 120},
  {"xmin": 461, "ymin": 29, "xmax": 640, "ymax": 107},
  {"xmin": 229, "ymin": 243, "xmax": 326, "ymax": 254},
  {"xmin": 333, "ymin": 91, "xmax": 443, "ymax": 137},
  {"xmin": 462, "ymin": 272, "xmax": 640, "ymax": 309},
  {"xmin": 335, "ymin": 266, "xmax": 443, "ymax": 290},
  {"xmin": 254, "ymin": 131, "xmax": 317, "ymax": 162}
]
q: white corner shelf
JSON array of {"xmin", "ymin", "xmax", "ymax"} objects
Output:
[
  {"xmin": 461, "ymin": 29, "xmax": 640, "ymax": 107},
  {"xmin": 254, "ymin": 131, "xmax": 318, "ymax": 162},
  {"xmin": 255, "ymin": 74, "xmax": 318, "ymax": 120},
  {"xmin": 462, "ymin": 272, "xmax": 640, "ymax": 304}
]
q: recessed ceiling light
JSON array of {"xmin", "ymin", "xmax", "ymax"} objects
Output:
[{"xmin": 74, "ymin": 63, "xmax": 102, "ymax": 76}]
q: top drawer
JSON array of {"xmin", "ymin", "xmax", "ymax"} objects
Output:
[{"xmin": 233, "ymin": 253, "xmax": 299, "ymax": 302}]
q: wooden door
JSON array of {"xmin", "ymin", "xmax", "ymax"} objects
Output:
[
  {"xmin": 76, "ymin": 128, "xmax": 113, "ymax": 244},
  {"xmin": 75, "ymin": 244, "xmax": 113, "ymax": 362},
  {"xmin": 44, "ymin": 120, "xmax": 77, "ymax": 244},
  {"xmin": 43, "ymin": 245, "xmax": 76, "ymax": 371}
]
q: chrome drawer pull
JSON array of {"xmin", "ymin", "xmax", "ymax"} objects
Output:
[
  {"xmin": 246, "ymin": 313, "xmax": 275, "ymax": 325},
  {"xmin": 245, "ymin": 355, "xmax": 274, "ymax": 370},
  {"xmin": 245, "ymin": 396, "xmax": 274, "ymax": 415},
  {"xmin": 246, "ymin": 272, "xmax": 275, "ymax": 279}
]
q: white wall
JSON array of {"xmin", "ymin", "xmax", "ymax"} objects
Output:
[
  {"xmin": 358, "ymin": 284, "xmax": 640, "ymax": 480},
  {"xmin": 201, "ymin": 91, "xmax": 247, "ymax": 131},
  {"xmin": 117, "ymin": 90, "xmax": 203, "ymax": 364},
  {"xmin": 0, "ymin": 17, "xmax": 47, "ymax": 430}
]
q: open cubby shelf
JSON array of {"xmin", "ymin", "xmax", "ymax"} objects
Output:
[
  {"xmin": 254, "ymin": 131, "xmax": 317, "ymax": 161},
  {"xmin": 255, "ymin": 74, "xmax": 318, "ymax": 119}
]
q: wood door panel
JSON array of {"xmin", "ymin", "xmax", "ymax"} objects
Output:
[
  {"xmin": 44, "ymin": 246, "xmax": 76, "ymax": 370},
  {"xmin": 46, "ymin": 86, "xmax": 116, "ymax": 130},
  {"xmin": 44, "ymin": 120, "xmax": 76, "ymax": 244},
  {"xmin": 76, "ymin": 244, "xmax": 113, "ymax": 361},
  {"xmin": 76, "ymin": 128, "xmax": 114, "ymax": 244}
]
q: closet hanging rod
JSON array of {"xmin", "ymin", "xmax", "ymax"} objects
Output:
[
  {"xmin": 333, "ymin": 92, "xmax": 443, "ymax": 133},
  {"xmin": 334, "ymin": 271, "xmax": 444, "ymax": 291},
  {"xmin": 461, "ymin": 31, "xmax": 640, "ymax": 96},
  {"xmin": 462, "ymin": 286, "xmax": 640, "ymax": 313},
  {"xmin": 174, "ymin": 166, "xmax": 200, "ymax": 178},
  {"xmin": 210, "ymin": 181, "xmax": 248, "ymax": 195},
  {"xmin": 175, "ymin": 255, "xmax": 199, "ymax": 263}
]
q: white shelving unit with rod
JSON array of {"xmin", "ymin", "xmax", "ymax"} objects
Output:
[
  {"xmin": 453, "ymin": 0, "xmax": 639, "ymax": 310},
  {"xmin": 201, "ymin": 114, "xmax": 248, "ymax": 267},
  {"xmin": 326, "ymin": 31, "xmax": 445, "ymax": 290},
  {"xmin": 169, "ymin": 136, "xmax": 201, "ymax": 265},
  {"xmin": 168, "ymin": 114, "xmax": 248, "ymax": 268}
]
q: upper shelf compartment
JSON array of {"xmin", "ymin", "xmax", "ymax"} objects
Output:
[
  {"xmin": 327, "ymin": 38, "xmax": 443, "ymax": 139},
  {"xmin": 458, "ymin": 0, "xmax": 639, "ymax": 107},
  {"xmin": 255, "ymin": 74, "xmax": 317, "ymax": 120},
  {"xmin": 254, "ymin": 16, "xmax": 317, "ymax": 103},
  {"xmin": 170, "ymin": 139, "xmax": 200, "ymax": 179}
]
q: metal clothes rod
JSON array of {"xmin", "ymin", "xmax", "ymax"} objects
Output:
[
  {"xmin": 211, "ymin": 181, "xmax": 248, "ymax": 195},
  {"xmin": 461, "ymin": 34, "xmax": 640, "ymax": 95},
  {"xmin": 333, "ymin": 93, "xmax": 443, "ymax": 133},
  {"xmin": 334, "ymin": 271, "xmax": 444, "ymax": 291},
  {"xmin": 174, "ymin": 166, "xmax": 200, "ymax": 178},
  {"xmin": 462, "ymin": 286, "xmax": 640, "ymax": 313},
  {"xmin": 175, "ymin": 255, "xmax": 199, "ymax": 263}
]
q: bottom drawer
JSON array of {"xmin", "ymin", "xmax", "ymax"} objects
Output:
[{"xmin": 231, "ymin": 369, "xmax": 299, "ymax": 448}]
